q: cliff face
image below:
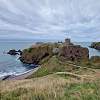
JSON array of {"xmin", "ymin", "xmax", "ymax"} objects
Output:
[
  {"xmin": 20, "ymin": 44, "xmax": 53, "ymax": 64},
  {"xmin": 20, "ymin": 39, "xmax": 89, "ymax": 64},
  {"xmin": 90, "ymin": 42, "xmax": 100, "ymax": 50},
  {"xmin": 59, "ymin": 45, "xmax": 89, "ymax": 61}
]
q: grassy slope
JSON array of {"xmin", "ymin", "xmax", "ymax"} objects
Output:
[
  {"xmin": 28, "ymin": 56, "xmax": 100, "ymax": 78},
  {"xmin": 0, "ymin": 56, "xmax": 100, "ymax": 100},
  {"xmin": 28, "ymin": 56, "xmax": 77, "ymax": 78},
  {"xmin": 0, "ymin": 75, "xmax": 100, "ymax": 100}
]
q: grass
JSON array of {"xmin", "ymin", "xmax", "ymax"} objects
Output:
[
  {"xmin": 28, "ymin": 55, "xmax": 100, "ymax": 78},
  {"xmin": 0, "ymin": 77, "xmax": 100, "ymax": 100},
  {"xmin": 0, "ymin": 56, "xmax": 100, "ymax": 100},
  {"xmin": 94, "ymin": 42, "xmax": 100, "ymax": 46},
  {"xmin": 28, "ymin": 56, "xmax": 75, "ymax": 78},
  {"xmin": 64, "ymin": 81, "xmax": 100, "ymax": 100},
  {"xmin": 76, "ymin": 60, "xmax": 100, "ymax": 69},
  {"xmin": 0, "ymin": 75, "xmax": 67, "ymax": 100}
]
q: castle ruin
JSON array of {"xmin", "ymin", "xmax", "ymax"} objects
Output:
[{"xmin": 59, "ymin": 38, "xmax": 89, "ymax": 61}]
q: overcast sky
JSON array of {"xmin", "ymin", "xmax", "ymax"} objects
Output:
[{"xmin": 0, "ymin": 0, "xmax": 100, "ymax": 41}]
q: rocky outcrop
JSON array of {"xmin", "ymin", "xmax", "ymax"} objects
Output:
[
  {"xmin": 7, "ymin": 49, "xmax": 22, "ymax": 55},
  {"xmin": 90, "ymin": 42, "xmax": 100, "ymax": 50},
  {"xmin": 19, "ymin": 44, "xmax": 53, "ymax": 64},
  {"xmin": 19, "ymin": 39, "xmax": 89, "ymax": 64},
  {"xmin": 59, "ymin": 45, "xmax": 89, "ymax": 61}
]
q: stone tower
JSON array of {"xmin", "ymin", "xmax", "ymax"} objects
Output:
[{"xmin": 64, "ymin": 38, "xmax": 71, "ymax": 46}]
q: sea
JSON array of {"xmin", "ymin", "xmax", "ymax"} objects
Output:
[{"xmin": 0, "ymin": 39, "xmax": 100, "ymax": 78}]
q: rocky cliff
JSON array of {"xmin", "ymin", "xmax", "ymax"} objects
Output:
[
  {"xmin": 90, "ymin": 42, "xmax": 100, "ymax": 50},
  {"xmin": 19, "ymin": 44, "xmax": 53, "ymax": 64},
  {"xmin": 20, "ymin": 39, "xmax": 89, "ymax": 64},
  {"xmin": 59, "ymin": 45, "xmax": 89, "ymax": 61}
]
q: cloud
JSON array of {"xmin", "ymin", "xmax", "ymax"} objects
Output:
[{"xmin": 0, "ymin": 0, "xmax": 100, "ymax": 41}]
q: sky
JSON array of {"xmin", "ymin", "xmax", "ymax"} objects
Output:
[{"xmin": 0, "ymin": 0, "xmax": 100, "ymax": 41}]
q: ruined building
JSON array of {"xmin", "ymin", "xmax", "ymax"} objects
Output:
[
  {"xmin": 63, "ymin": 38, "xmax": 73, "ymax": 46},
  {"xmin": 59, "ymin": 38, "xmax": 89, "ymax": 61}
]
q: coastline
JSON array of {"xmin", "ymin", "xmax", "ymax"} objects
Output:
[
  {"xmin": 0, "ymin": 41, "xmax": 100, "ymax": 81},
  {"xmin": 0, "ymin": 67, "xmax": 40, "ymax": 80}
]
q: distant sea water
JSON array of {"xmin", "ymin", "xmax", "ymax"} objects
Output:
[
  {"xmin": 0, "ymin": 39, "xmax": 37, "ymax": 78},
  {"xmin": 0, "ymin": 39, "xmax": 100, "ymax": 78}
]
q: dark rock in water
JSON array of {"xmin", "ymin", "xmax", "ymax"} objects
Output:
[
  {"xmin": 18, "ymin": 49, "xmax": 22, "ymax": 55},
  {"xmin": 7, "ymin": 49, "xmax": 18, "ymax": 55},
  {"xmin": 90, "ymin": 42, "xmax": 100, "ymax": 50},
  {"xmin": 7, "ymin": 49, "xmax": 22, "ymax": 55}
]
